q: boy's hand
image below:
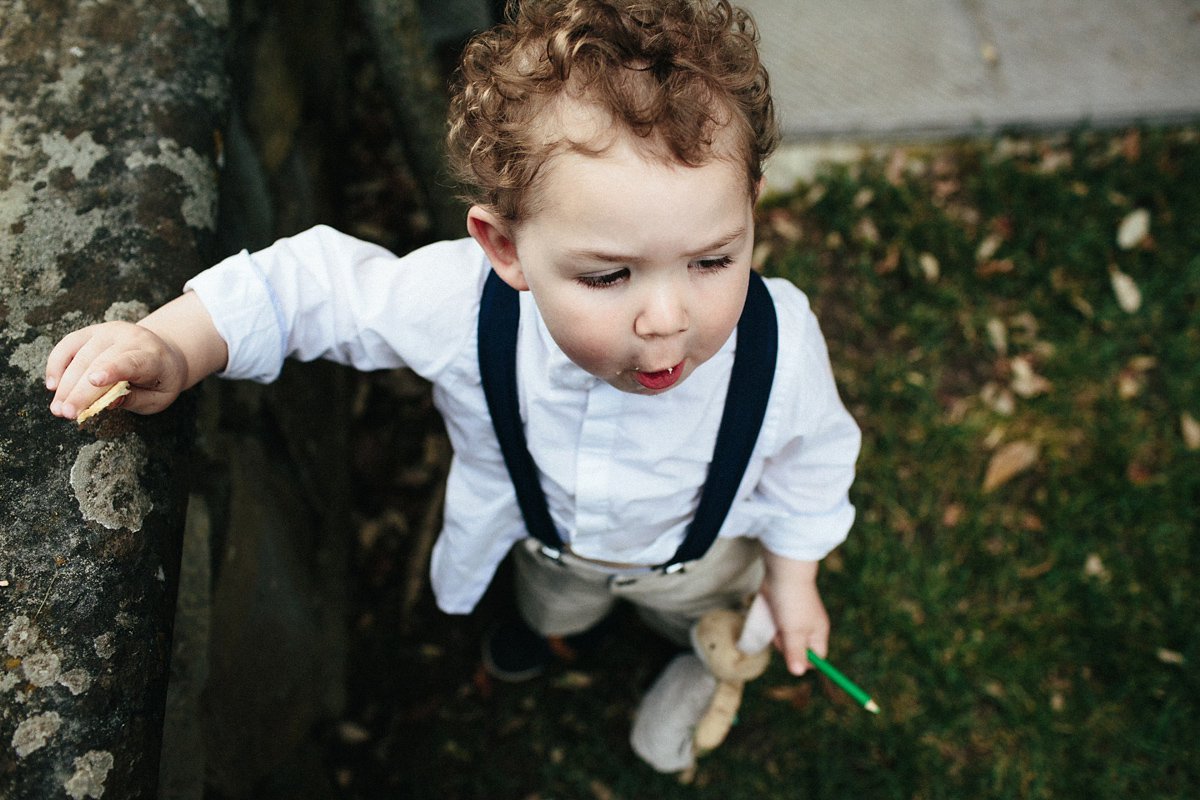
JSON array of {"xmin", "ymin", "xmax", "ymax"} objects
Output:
[
  {"xmin": 760, "ymin": 551, "xmax": 830, "ymax": 676},
  {"xmin": 45, "ymin": 291, "xmax": 228, "ymax": 420},
  {"xmin": 46, "ymin": 322, "xmax": 189, "ymax": 419}
]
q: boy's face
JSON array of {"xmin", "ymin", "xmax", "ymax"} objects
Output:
[{"xmin": 469, "ymin": 135, "xmax": 757, "ymax": 396}]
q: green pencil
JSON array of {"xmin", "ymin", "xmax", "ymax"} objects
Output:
[{"xmin": 807, "ymin": 649, "xmax": 880, "ymax": 714}]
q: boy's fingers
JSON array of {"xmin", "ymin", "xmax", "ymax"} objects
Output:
[
  {"xmin": 52, "ymin": 345, "xmax": 115, "ymax": 417},
  {"xmin": 778, "ymin": 627, "xmax": 830, "ymax": 676},
  {"xmin": 55, "ymin": 350, "xmax": 139, "ymax": 418},
  {"xmin": 45, "ymin": 328, "xmax": 96, "ymax": 388},
  {"xmin": 96, "ymin": 349, "xmax": 160, "ymax": 388},
  {"xmin": 775, "ymin": 631, "xmax": 808, "ymax": 675}
]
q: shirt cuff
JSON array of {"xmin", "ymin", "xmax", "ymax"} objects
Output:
[
  {"xmin": 745, "ymin": 499, "xmax": 856, "ymax": 562},
  {"xmin": 183, "ymin": 250, "xmax": 287, "ymax": 383}
]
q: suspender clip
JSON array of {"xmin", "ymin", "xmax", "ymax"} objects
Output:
[
  {"xmin": 661, "ymin": 561, "xmax": 686, "ymax": 575},
  {"xmin": 539, "ymin": 545, "xmax": 564, "ymax": 564}
]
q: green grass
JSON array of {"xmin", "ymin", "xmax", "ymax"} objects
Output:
[{"xmin": 345, "ymin": 127, "xmax": 1200, "ymax": 799}]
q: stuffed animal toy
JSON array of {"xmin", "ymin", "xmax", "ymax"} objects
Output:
[
  {"xmin": 690, "ymin": 608, "xmax": 772, "ymax": 752},
  {"xmin": 630, "ymin": 597, "xmax": 776, "ymax": 777}
]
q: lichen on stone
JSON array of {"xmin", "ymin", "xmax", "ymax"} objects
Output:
[
  {"xmin": 22, "ymin": 649, "xmax": 62, "ymax": 687},
  {"xmin": 48, "ymin": 64, "xmax": 90, "ymax": 105},
  {"xmin": 38, "ymin": 130, "xmax": 109, "ymax": 181},
  {"xmin": 58, "ymin": 667, "xmax": 92, "ymax": 696},
  {"xmin": 125, "ymin": 138, "xmax": 218, "ymax": 229},
  {"xmin": 3, "ymin": 615, "xmax": 38, "ymax": 657},
  {"xmin": 7, "ymin": 334, "xmax": 54, "ymax": 385},
  {"xmin": 12, "ymin": 710, "xmax": 63, "ymax": 757},
  {"xmin": 64, "ymin": 749, "xmax": 115, "ymax": 799},
  {"xmin": 94, "ymin": 631, "xmax": 116, "ymax": 660},
  {"xmin": 103, "ymin": 300, "xmax": 150, "ymax": 323},
  {"xmin": 69, "ymin": 435, "xmax": 153, "ymax": 532},
  {"xmin": 187, "ymin": 0, "xmax": 232, "ymax": 28}
]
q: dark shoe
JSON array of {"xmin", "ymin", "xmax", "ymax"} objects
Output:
[
  {"xmin": 482, "ymin": 615, "xmax": 614, "ymax": 682},
  {"xmin": 482, "ymin": 617, "xmax": 553, "ymax": 682}
]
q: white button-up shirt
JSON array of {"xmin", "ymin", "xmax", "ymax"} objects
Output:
[{"xmin": 185, "ymin": 225, "xmax": 861, "ymax": 614}]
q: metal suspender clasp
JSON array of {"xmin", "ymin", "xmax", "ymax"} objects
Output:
[
  {"xmin": 539, "ymin": 544, "xmax": 565, "ymax": 565},
  {"xmin": 661, "ymin": 561, "xmax": 686, "ymax": 575}
]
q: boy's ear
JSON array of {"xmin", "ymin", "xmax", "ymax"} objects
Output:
[{"xmin": 467, "ymin": 206, "xmax": 529, "ymax": 291}]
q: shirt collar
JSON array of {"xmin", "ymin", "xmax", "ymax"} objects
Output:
[{"xmin": 522, "ymin": 292, "xmax": 601, "ymax": 391}]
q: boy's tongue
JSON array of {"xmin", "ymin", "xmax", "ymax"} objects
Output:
[{"xmin": 634, "ymin": 360, "xmax": 684, "ymax": 390}]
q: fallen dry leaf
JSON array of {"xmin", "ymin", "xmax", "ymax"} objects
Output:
[
  {"xmin": 1181, "ymin": 412, "xmax": 1200, "ymax": 451},
  {"xmin": 1128, "ymin": 355, "xmax": 1157, "ymax": 372},
  {"xmin": 589, "ymin": 780, "xmax": 620, "ymax": 800},
  {"xmin": 983, "ymin": 425, "xmax": 1007, "ymax": 449},
  {"xmin": 977, "ymin": 258, "xmax": 1014, "ymax": 277},
  {"xmin": 1009, "ymin": 311, "xmax": 1039, "ymax": 342},
  {"xmin": 765, "ymin": 682, "xmax": 812, "ymax": 712},
  {"xmin": 982, "ymin": 440, "xmax": 1039, "ymax": 492},
  {"xmin": 1020, "ymin": 512, "xmax": 1045, "ymax": 531},
  {"xmin": 1109, "ymin": 267, "xmax": 1142, "ymax": 313},
  {"xmin": 553, "ymin": 671, "xmax": 594, "ymax": 690},
  {"xmin": 986, "ymin": 318, "xmax": 1008, "ymax": 355},
  {"xmin": 1010, "ymin": 356, "xmax": 1052, "ymax": 398},
  {"xmin": 918, "ymin": 252, "xmax": 940, "ymax": 282},
  {"xmin": 976, "ymin": 233, "xmax": 1003, "ymax": 262},
  {"xmin": 1038, "ymin": 148, "xmax": 1072, "ymax": 174},
  {"xmin": 1126, "ymin": 442, "xmax": 1165, "ymax": 486},
  {"xmin": 1117, "ymin": 208, "xmax": 1151, "ymax": 250},
  {"xmin": 1157, "ymin": 648, "xmax": 1186, "ymax": 666},
  {"xmin": 981, "ymin": 383, "xmax": 1015, "ymax": 415},
  {"xmin": 1121, "ymin": 128, "xmax": 1142, "ymax": 162},
  {"xmin": 337, "ymin": 721, "xmax": 371, "ymax": 744},
  {"xmin": 1070, "ymin": 295, "xmax": 1095, "ymax": 318},
  {"xmin": 885, "ymin": 148, "xmax": 907, "ymax": 186},
  {"xmin": 1018, "ymin": 558, "xmax": 1056, "ymax": 579},
  {"xmin": 875, "ymin": 243, "xmax": 900, "ymax": 274},
  {"xmin": 854, "ymin": 216, "xmax": 880, "ymax": 245},
  {"xmin": 1117, "ymin": 356, "xmax": 1155, "ymax": 399}
]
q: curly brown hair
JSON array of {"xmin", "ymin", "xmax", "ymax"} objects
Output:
[{"xmin": 446, "ymin": 0, "xmax": 778, "ymax": 223}]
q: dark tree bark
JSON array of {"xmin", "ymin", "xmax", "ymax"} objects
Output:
[{"xmin": 358, "ymin": 0, "xmax": 466, "ymax": 241}]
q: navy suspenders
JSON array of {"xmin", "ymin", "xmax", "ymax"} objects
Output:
[{"xmin": 478, "ymin": 269, "xmax": 778, "ymax": 570}]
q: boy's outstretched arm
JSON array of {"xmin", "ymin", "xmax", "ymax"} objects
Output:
[
  {"xmin": 760, "ymin": 549, "xmax": 830, "ymax": 676},
  {"xmin": 46, "ymin": 291, "xmax": 228, "ymax": 420}
]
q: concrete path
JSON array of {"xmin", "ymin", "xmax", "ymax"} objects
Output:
[{"xmin": 739, "ymin": 0, "xmax": 1200, "ymax": 185}]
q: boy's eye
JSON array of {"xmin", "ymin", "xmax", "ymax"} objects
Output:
[
  {"xmin": 691, "ymin": 255, "xmax": 734, "ymax": 272},
  {"xmin": 577, "ymin": 268, "xmax": 629, "ymax": 288}
]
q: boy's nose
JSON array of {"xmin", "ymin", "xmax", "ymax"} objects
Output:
[{"xmin": 633, "ymin": 285, "xmax": 689, "ymax": 338}]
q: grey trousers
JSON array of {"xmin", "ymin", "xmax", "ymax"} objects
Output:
[{"xmin": 513, "ymin": 535, "xmax": 764, "ymax": 645}]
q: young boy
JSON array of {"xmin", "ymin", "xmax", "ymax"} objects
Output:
[{"xmin": 46, "ymin": 0, "xmax": 858, "ymax": 729}]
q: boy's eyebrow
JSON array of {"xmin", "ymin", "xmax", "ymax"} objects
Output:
[{"xmin": 565, "ymin": 225, "xmax": 748, "ymax": 264}]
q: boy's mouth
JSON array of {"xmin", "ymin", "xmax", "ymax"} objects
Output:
[{"xmin": 633, "ymin": 360, "xmax": 685, "ymax": 391}]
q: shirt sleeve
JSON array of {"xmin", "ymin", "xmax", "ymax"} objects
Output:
[
  {"xmin": 747, "ymin": 279, "xmax": 861, "ymax": 562},
  {"xmin": 183, "ymin": 225, "xmax": 486, "ymax": 383}
]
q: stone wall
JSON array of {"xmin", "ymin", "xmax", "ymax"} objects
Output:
[
  {"xmin": 3, "ymin": 1, "xmax": 487, "ymax": 796},
  {"xmin": 0, "ymin": 1, "xmax": 229, "ymax": 798}
]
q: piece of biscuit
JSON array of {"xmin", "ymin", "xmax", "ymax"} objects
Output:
[{"xmin": 76, "ymin": 381, "xmax": 131, "ymax": 425}]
